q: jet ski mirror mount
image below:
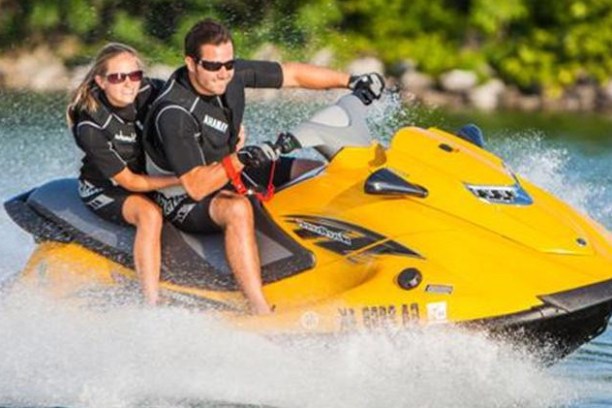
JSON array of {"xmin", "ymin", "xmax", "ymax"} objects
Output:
[{"xmin": 364, "ymin": 168, "xmax": 428, "ymax": 198}]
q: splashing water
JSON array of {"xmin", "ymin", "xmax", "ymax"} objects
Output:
[
  {"xmin": 490, "ymin": 129, "xmax": 612, "ymax": 229},
  {"xmin": 0, "ymin": 286, "xmax": 579, "ymax": 408}
]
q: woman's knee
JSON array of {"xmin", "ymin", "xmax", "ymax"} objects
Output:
[
  {"xmin": 140, "ymin": 201, "xmax": 163, "ymax": 228},
  {"xmin": 123, "ymin": 195, "xmax": 163, "ymax": 229}
]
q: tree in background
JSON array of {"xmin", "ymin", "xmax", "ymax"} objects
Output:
[{"xmin": 1, "ymin": 0, "xmax": 612, "ymax": 95}]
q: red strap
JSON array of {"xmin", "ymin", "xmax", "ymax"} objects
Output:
[
  {"xmin": 255, "ymin": 160, "xmax": 276, "ymax": 202},
  {"xmin": 222, "ymin": 156, "xmax": 248, "ymax": 195},
  {"xmin": 221, "ymin": 156, "xmax": 277, "ymax": 202}
]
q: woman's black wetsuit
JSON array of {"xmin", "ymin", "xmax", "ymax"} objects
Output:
[{"xmin": 72, "ymin": 78, "xmax": 163, "ymax": 223}]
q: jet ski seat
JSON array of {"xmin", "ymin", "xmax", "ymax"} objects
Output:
[{"xmin": 12, "ymin": 178, "xmax": 315, "ymax": 291}]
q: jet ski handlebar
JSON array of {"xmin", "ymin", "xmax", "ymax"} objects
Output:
[{"xmin": 281, "ymin": 92, "xmax": 376, "ymax": 161}]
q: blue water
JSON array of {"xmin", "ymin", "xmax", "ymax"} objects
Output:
[{"xmin": 0, "ymin": 90, "xmax": 610, "ymax": 407}]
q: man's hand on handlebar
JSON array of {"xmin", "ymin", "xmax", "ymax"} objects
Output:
[
  {"xmin": 348, "ymin": 72, "xmax": 385, "ymax": 105},
  {"xmin": 237, "ymin": 142, "xmax": 280, "ymax": 168}
]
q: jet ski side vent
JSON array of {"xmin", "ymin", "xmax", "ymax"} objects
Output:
[{"xmin": 465, "ymin": 183, "xmax": 533, "ymax": 205}]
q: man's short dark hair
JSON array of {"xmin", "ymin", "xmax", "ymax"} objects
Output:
[{"xmin": 185, "ymin": 18, "xmax": 233, "ymax": 59}]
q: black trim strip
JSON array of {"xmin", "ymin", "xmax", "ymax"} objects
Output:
[{"xmin": 539, "ymin": 278, "xmax": 612, "ymax": 312}]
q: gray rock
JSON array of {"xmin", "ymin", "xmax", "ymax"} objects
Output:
[
  {"xmin": 517, "ymin": 95, "xmax": 542, "ymax": 111},
  {"xmin": 147, "ymin": 64, "xmax": 174, "ymax": 80},
  {"xmin": 68, "ymin": 64, "xmax": 91, "ymax": 91},
  {"xmin": 388, "ymin": 59, "xmax": 417, "ymax": 77},
  {"xmin": 1, "ymin": 47, "xmax": 70, "ymax": 91},
  {"xmin": 601, "ymin": 80, "xmax": 612, "ymax": 100},
  {"xmin": 440, "ymin": 69, "xmax": 478, "ymax": 93},
  {"xmin": 573, "ymin": 84, "xmax": 597, "ymax": 111},
  {"xmin": 420, "ymin": 89, "xmax": 466, "ymax": 109},
  {"xmin": 19, "ymin": 47, "xmax": 69, "ymax": 92},
  {"xmin": 468, "ymin": 79, "xmax": 505, "ymax": 111},
  {"xmin": 309, "ymin": 48, "xmax": 335, "ymax": 67},
  {"xmin": 400, "ymin": 71, "xmax": 434, "ymax": 92},
  {"xmin": 346, "ymin": 57, "xmax": 385, "ymax": 75},
  {"xmin": 252, "ymin": 43, "xmax": 283, "ymax": 62},
  {"xmin": 597, "ymin": 80, "xmax": 612, "ymax": 110}
]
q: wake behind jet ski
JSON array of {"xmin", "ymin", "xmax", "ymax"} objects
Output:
[{"xmin": 5, "ymin": 90, "xmax": 612, "ymax": 363}]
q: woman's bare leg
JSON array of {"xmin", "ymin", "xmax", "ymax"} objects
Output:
[{"xmin": 122, "ymin": 195, "xmax": 164, "ymax": 305}]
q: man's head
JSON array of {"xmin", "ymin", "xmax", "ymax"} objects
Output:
[{"xmin": 184, "ymin": 19, "xmax": 235, "ymax": 96}]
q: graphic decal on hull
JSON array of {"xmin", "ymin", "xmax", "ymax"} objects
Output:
[{"xmin": 285, "ymin": 215, "xmax": 422, "ymax": 258}]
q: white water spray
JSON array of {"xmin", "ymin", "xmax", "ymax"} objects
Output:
[{"xmin": 0, "ymin": 287, "xmax": 578, "ymax": 408}]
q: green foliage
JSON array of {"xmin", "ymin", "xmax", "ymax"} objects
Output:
[
  {"xmin": 2, "ymin": 0, "xmax": 612, "ymax": 94},
  {"xmin": 109, "ymin": 11, "xmax": 147, "ymax": 48},
  {"xmin": 29, "ymin": 1, "xmax": 61, "ymax": 31},
  {"xmin": 65, "ymin": 0, "xmax": 98, "ymax": 35}
]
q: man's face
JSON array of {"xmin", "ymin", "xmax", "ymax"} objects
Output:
[{"xmin": 186, "ymin": 41, "xmax": 235, "ymax": 96}]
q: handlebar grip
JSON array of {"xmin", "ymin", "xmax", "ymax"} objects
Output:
[{"xmin": 274, "ymin": 132, "xmax": 301, "ymax": 154}]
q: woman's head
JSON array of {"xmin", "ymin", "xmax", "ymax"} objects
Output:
[{"xmin": 68, "ymin": 43, "xmax": 143, "ymax": 125}]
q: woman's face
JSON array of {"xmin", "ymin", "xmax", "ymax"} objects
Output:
[{"xmin": 95, "ymin": 52, "xmax": 142, "ymax": 108}]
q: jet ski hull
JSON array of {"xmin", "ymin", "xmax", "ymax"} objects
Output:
[{"xmin": 9, "ymin": 237, "xmax": 611, "ymax": 364}]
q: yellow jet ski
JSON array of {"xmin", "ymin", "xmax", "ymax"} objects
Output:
[{"xmin": 4, "ymin": 92, "xmax": 612, "ymax": 363}]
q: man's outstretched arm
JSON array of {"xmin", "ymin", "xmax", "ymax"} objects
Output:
[{"xmin": 281, "ymin": 62, "xmax": 351, "ymax": 89}]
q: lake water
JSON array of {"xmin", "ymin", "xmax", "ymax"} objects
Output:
[{"xmin": 0, "ymin": 90, "xmax": 610, "ymax": 408}]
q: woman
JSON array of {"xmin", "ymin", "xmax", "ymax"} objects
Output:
[{"xmin": 67, "ymin": 42, "xmax": 178, "ymax": 305}]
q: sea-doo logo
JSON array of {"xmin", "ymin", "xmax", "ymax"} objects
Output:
[
  {"xmin": 296, "ymin": 220, "xmax": 352, "ymax": 246},
  {"xmin": 114, "ymin": 130, "xmax": 137, "ymax": 143},
  {"xmin": 203, "ymin": 115, "xmax": 228, "ymax": 133}
]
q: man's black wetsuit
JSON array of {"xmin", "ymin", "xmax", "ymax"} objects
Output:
[
  {"xmin": 72, "ymin": 78, "xmax": 163, "ymax": 224},
  {"xmin": 144, "ymin": 61, "xmax": 290, "ymax": 233}
]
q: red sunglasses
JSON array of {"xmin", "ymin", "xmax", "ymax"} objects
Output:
[
  {"xmin": 105, "ymin": 70, "xmax": 143, "ymax": 84},
  {"xmin": 194, "ymin": 58, "xmax": 235, "ymax": 72}
]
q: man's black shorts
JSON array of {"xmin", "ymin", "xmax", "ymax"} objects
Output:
[{"xmin": 156, "ymin": 157, "xmax": 295, "ymax": 234}]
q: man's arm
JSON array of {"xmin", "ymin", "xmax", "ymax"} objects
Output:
[
  {"xmin": 180, "ymin": 142, "xmax": 280, "ymax": 201},
  {"xmin": 281, "ymin": 62, "xmax": 350, "ymax": 89},
  {"xmin": 179, "ymin": 154, "xmax": 243, "ymax": 201}
]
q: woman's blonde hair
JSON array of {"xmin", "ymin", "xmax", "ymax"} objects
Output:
[{"xmin": 67, "ymin": 42, "xmax": 143, "ymax": 127}]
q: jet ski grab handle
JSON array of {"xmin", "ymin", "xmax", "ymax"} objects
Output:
[{"xmin": 284, "ymin": 93, "xmax": 373, "ymax": 161}]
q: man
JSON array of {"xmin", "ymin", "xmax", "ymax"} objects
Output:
[{"xmin": 144, "ymin": 18, "xmax": 383, "ymax": 314}]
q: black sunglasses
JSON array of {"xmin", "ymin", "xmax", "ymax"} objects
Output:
[
  {"xmin": 194, "ymin": 58, "xmax": 235, "ymax": 72},
  {"xmin": 105, "ymin": 70, "xmax": 143, "ymax": 84}
]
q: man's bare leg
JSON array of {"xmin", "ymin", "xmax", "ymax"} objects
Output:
[{"xmin": 210, "ymin": 191, "xmax": 271, "ymax": 314}]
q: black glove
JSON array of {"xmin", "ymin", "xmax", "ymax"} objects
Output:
[
  {"xmin": 348, "ymin": 72, "xmax": 385, "ymax": 105},
  {"xmin": 274, "ymin": 132, "xmax": 301, "ymax": 154},
  {"xmin": 237, "ymin": 142, "xmax": 279, "ymax": 168}
]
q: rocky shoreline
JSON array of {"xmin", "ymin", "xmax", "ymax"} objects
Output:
[{"xmin": 2, "ymin": 45, "xmax": 612, "ymax": 113}]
